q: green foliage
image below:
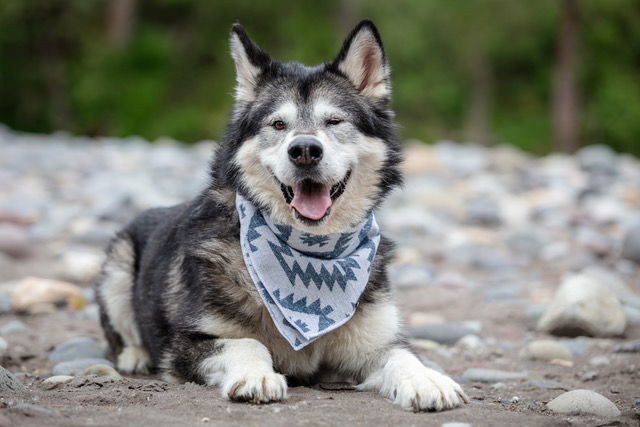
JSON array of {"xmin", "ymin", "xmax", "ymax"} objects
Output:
[{"xmin": 0, "ymin": 0, "xmax": 638, "ymax": 155}]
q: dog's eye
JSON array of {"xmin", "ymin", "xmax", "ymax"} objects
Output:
[
  {"xmin": 326, "ymin": 118, "xmax": 343, "ymax": 126},
  {"xmin": 273, "ymin": 120, "xmax": 286, "ymax": 130}
]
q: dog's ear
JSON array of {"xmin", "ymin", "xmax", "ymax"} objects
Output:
[
  {"xmin": 332, "ymin": 20, "xmax": 390, "ymax": 102},
  {"xmin": 230, "ymin": 24, "xmax": 272, "ymax": 102}
]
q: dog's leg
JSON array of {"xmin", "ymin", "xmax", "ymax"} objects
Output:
[
  {"xmin": 97, "ymin": 234, "xmax": 150, "ymax": 374},
  {"xmin": 165, "ymin": 335, "xmax": 287, "ymax": 403},
  {"xmin": 356, "ymin": 346, "xmax": 468, "ymax": 412}
]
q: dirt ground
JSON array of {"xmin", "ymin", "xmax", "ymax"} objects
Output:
[{"xmin": 1, "ymin": 251, "xmax": 638, "ymax": 427}]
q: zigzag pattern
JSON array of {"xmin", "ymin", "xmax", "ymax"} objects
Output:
[
  {"xmin": 268, "ymin": 239, "xmax": 361, "ymax": 291},
  {"xmin": 273, "ymin": 289, "xmax": 335, "ymax": 332},
  {"xmin": 246, "ymin": 209, "xmax": 267, "ymax": 252},
  {"xmin": 300, "ymin": 233, "xmax": 330, "ymax": 247}
]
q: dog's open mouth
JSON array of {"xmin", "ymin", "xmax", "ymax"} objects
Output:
[{"xmin": 280, "ymin": 171, "xmax": 351, "ymax": 223}]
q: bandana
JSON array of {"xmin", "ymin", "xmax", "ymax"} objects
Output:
[{"xmin": 236, "ymin": 193, "xmax": 380, "ymax": 350}]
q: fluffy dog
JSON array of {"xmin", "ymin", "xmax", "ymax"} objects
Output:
[{"xmin": 96, "ymin": 19, "xmax": 468, "ymax": 412}]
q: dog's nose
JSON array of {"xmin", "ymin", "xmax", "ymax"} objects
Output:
[{"xmin": 288, "ymin": 137, "xmax": 323, "ymax": 167}]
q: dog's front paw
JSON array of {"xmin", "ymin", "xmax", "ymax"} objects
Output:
[
  {"xmin": 222, "ymin": 371, "xmax": 287, "ymax": 404},
  {"xmin": 384, "ymin": 366, "xmax": 468, "ymax": 412}
]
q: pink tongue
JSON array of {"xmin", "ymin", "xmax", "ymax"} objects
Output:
[{"xmin": 290, "ymin": 182, "xmax": 332, "ymax": 220}]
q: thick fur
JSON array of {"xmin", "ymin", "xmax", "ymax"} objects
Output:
[{"xmin": 96, "ymin": 20, "xmax": 467, "ymax": 411}]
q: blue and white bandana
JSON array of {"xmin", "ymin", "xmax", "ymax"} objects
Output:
[{"xmin": 236, "ymin": 193, "xmax": 380, "ymax": 350}]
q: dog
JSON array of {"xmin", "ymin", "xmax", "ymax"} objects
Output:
[{"xmin": 96, "ymin": 19, "xmax": 468, "ymax": 412}]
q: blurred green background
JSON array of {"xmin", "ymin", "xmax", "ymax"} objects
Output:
[{"xmin": 1, "ymin": 0, "xmax": 639, "ymax": 155}]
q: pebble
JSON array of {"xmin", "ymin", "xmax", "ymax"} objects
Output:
[
  {"xmin": 559, "ymin": 339, "xmax": 590, "ymax": 356},
  {"xmin": 0, "ymin": 337, "xmax": 7, "ymax": 352},
  {"xmin": 0, "ymin": 223, "xmax": 32, "ymax": 258},
  {"xmin": 43, "ymin": 375, "xmax": 74, "ymax": 385},
  {"xmin": 613, "ymin": 339, "xmax": 640, "ymax": 353},
  {"xmin": 522, "ymin": 379, "xmax": 566, "ymax": 390},
  {"xmin": 11, "ymin": 403, "xmax": 53, "ymax": 415},
  {"xmin": 621, "ymin": 224, "xmax": 640, "ymax": 263},
  {"xmin": 522, "ymin": 340, "xmax": 572, "ymax": 361},
  {"xmin": 0, "ymin": 320, "xmax": 28, "ymax": 335},
  {"xmin": 462, "ymin": 368, "xmax": 527, "ymax": 383},
  {"xmin": 456, "ymin": 334, "xmax": 484, "ymax": 351},
  {"xmin": 61, "ymin": 248, "xmax": 104, "ymax": 283},
  {"xmin": 81, "ymin": 364, "xmax": 123, "ymax": 380},
  {"xmin": 52, "ymin": 358, "xmax": 114, "ymax": 376},
  {"xmin": 406, "ymin": 323, "xmax": 477, "ymax": 345},
  {"xmin": 0, "ymin": 293, "xmax": 11, "ymax": 314},
  {"xmin": 49, "ymin": 337, "xmax": 105, "ymax": 362},
  {"xmin": 537, "ymin": 274, "xmax": 626, "ymax": 337},
  {"xmin": 547, "ymin": 389, "xmax": 621, "ymax": 418},
  {"xmin": 589, "ymin": 355, "xmax": 610, "ymax": 366},
  {"xmin": 388, "ymin": 264, "xmax": 432, "ymax": 288},
  {"xmin": 11, "ymin": 277, "xmax": 84, "ymax": 312},
  {"xmin": 624, "ymin": 305, "xmax": 640, "ymax": 323},
  {"xmin": 0, "ymin": 365, "xmax": 25, "ymax": 391}
]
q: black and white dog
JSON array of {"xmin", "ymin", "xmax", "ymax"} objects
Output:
[{"xmin": 96, "ymin": 20, "xmax": 467, "ymax": 412}]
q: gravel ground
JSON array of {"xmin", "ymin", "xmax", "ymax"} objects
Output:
[{"xmin": 0, "ymin": 126, "xmax": 639, "ymax": 426}]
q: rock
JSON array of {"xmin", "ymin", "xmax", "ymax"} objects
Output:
[
  {"xmin": 11, "ymin": 403, "xmax": 53, "ymax": 415},
  {"xmin": 49, "ymin": 337, "xmax": 105, "ymax": 362},
  {"xmin": 0, "ymin": 366, "xmax": 25, "ymax": 391},
  {"xmin": 11, "ymin": 277, "xmax": 84, "ymax": 312},
  {"xmin": 0, "ymin": 223, "xmax": 32, "ymax": 258},
  {"xmin": 81, "ymin": 364, "xmax": 123, "ymax": 380},
  {"xmin": 613, "ymin": 339, "xmax": 640, "ymax": 353},
  {"xmin": 506, "ymin": 229, "xmax": 543, "ymax": 259},
  {"xmin": 589, "ymin": 355, "xmax": 610, "ymax": 366},
  {"xmin": 462, "ymin": 368, "xmax": 527, "ymax": 383},
  {"xmin": 52, "ymin": 358, "xmax": 113, "ymax": 376},
  {"xmin": 388, "ymin": 263, "xmax": 432, "ymax": 288},
  {"xmin": 547, "ymin": 389, "xmax": 621, "ymax": 418},
  {"xmin": 456, "ymin": 334, "xmax": 484, "ymax": 351},
  {"xmin": 523, "ymin": 379, "xmax": 566, "ymax": 390},
  {"xmin": 466, "ymin": 197, "xmax": 502, "ymax": 227},
  {"xmin": 0, "ymin": 320, "xmax": 28, "ymax": 335},
  {"xmin": 61, "ymin": 248, "xmax": 104, "ymax": 283},
  {"xmin": 576, "ymin": 144, "xmax": 618, "ymax": 176},
  {"xmin": 559, "ymin": 339, "xmax": 590, "ymax": 356},
  {"xmin": 0, "ymin": 337, "xmax": 7, "ymax": 352},
  {"xmin": 621, "ymin": 224, "xmax": 640, "ymax": 264},
  {"xmin": 0, "ymin": 293, "xmax": 11, "ymax": 314},
  {"xmin": 43, "ymin": 375, "xmax": 74, "ymax": 385},
  {"xmin": 522, "ymin": 340, "xmax": 572, "ymax": 361},
  {"xmin": 406, "ymin": 323, "xmax": 477, "ymax": 345},
  {"xmin": 624, "ymin": 305, "xmax": 640, "ymax": 323},
  {"xmin": 441, "ymin": 423, "xmax": 472, "ymax": 427},
  {"xmin": 537, "ymin": 274, "xmax": 626, "ymax": 337}
]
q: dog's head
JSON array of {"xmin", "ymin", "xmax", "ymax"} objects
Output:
[{"xmin": 214, "ymin": 20, "xmax": 402, "ymax": 234}]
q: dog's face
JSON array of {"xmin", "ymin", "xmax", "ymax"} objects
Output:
[{"xmin": 216, "ymin": 20, "xmax": 402, "ymax": 234}]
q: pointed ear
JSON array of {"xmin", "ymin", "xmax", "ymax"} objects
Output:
[
  {"xmin": 332, "ymin": 20, "xmax": 390, "ymax": 102},
  {"xmin": 229, "ymin": 24, "xmax": 272, "ymax": 102}
]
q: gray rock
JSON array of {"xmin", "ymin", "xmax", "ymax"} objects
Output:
[
  {"xmin": 559, "ymin": 339, "xmax": 590, "ymax": 356},
  {"xmin": 52, "ymin": 358, "xmax": 113, "ymax": 376},
  {"xmin": 523, "ymin": 379, "xmax": 566, "ymax": 390},
  {"xmin": 462, "ymin": 368, "xmax": 527, "ymax": 383},
  {"xmin": 624, "ymin": 306, "xmax": 640, "ymax": 323},
  {"xmin": 0, "ymin": 293, "xmax": 11, "ymax": 314},
  {"xmin": 49, "ymin": 337, "xmax": 105, "ymax": 362},
  {"xmin": 506, "ymin": 230, "xmax": 543, "ymax": 259},
  {"xmin": 388, "ymin": 264, "xmax": 432, "ymax": 288},
  {"xmin": 0, "ymin": 365, "xmax": 25, "ymax": 391},
  {"xmin": 12, "ymin": 403, "xmax": 53, "ymax": 415},
  {"xmin": 547, "ymin": 389, "xmax": 620, "ymax": 418},
  {"xmin": 406, "ymin": 323, "xmax": 477, "ymax": 345},
  {"xmin": 589, "ymin": 355, "xmax": 610, "ymax": 366},
  {"xmin": 466, "ymin": 197, "xmax": 501, "ymax": 227},
  {"xmin": 43, "ymin": 375, "xmax": 74, "ymax": 385},
  {"xmin": 621, "ymin": 224, "xmax": 640, "ymax": 264},
  {"xmin": 0, "ymin": 337, "xmax": 7, "ymax": 352},
  {"xmin": 613, "ymin": 339, "xmax": 640, "ymax": 353},
  {"xmin": 442, "ymin": 423, "xmax": 472, "ymax": 427},
  {"xmin": 0, "ymin": 223, "xmax": 32, "ymax": 258},
  {"xmin": 537, "ymin": 274, "xmax": 626, "ymax": 337},
  {"xmin": 576, "ymin": 144, "xmax": 618, "ymax": 176},
  {"xmin": 0, "ymin": 320, "xmax": 28, "ymax": 335},
  {"xmin": 522, "ymin": 340, "xmax": 572, "ymax": 361}
]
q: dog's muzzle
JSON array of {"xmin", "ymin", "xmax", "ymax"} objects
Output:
[{"xmin": 288, "ymin": 136, "xmax": 323, "ymax": 168}]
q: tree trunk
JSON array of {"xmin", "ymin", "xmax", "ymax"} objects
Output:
[
  {"xmin": 552, "ymin": 0, "xmax": 581, "ymax": 153},
  {"xmin": 107, "ymin": 0, "xmax": 136, "ymax": 49},
  {"xmin": 465, "ymin": 52, "xmax": 493, "ymax": 145}
]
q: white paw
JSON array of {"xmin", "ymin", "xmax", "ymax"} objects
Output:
[
  {"xmin": 384, "ymin": 366, "xmax": 468, "ymax": 412},
  {"xmin": 117, "ymin": 346, "xmax": 150, "ymax": 374},
  {"xmin": 222, "ymin": 371, "xmax": 287, "ymax": 404}
]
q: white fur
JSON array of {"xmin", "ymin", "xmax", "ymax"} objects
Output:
[
  {"xmin": 98, "ymin": 237, "xmax": 150, "ymax": 374},
  {"xmin": 338, "ymin": 28, "xmax": 389, "ymax": 99},
  {"xmin": 199, "ymin": 338, "xmax": 287, "ymax": 403},
  {"xmin": 230, "ymin": 33, "xmax": 261, "ymax": 102},
  {"xmin": 357, "ymin": 348, "xmax": 468, "ymax": 411}
]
